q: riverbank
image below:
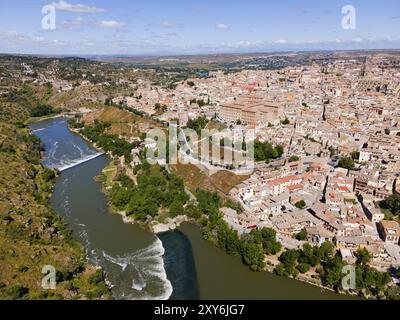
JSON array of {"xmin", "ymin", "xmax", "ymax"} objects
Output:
[
  {"xmin": 97, "ymin": 157, "xmax": 358, "ymax": 299},
  {"xmin": 33, "ymin": 117, "xmax": 176, "ymax": 300},
  {"xmin": 27, "ymin": 113, "xmax": 65, "ymax": 124},
  {"xmin": 69, "ymin": 116, "xmax": 395, "ymax": 300},
  {"xmin": 98, "ymin": 160, "xmax": 196, "ymax": 235},
  {"xmin": 178, "ymin": 223, "xmax": 351, "ymax": 300},
  {"xmin": 68, "ymin": 119, "xmax": 356, "ymax": 300},
  {"xmin": 28, "ymin": 116, "xmax": 357, "ymax": 300},
  {"xmin": 0, "ymin": 117, "xmax": 112, "ymax": 300}
]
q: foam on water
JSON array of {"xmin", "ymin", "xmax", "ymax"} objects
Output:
[
  {"xmin": 33, "ymin": 119, "xmax": 103, "ymax": 172},
  {"xmin": 100, "ymin": 239, "xmax": 173, "ymax": 300},
  {"xmin": 132, "ymin": 273, "xmax": 147, "ymax": 291},
  {"xmin": 32, "ymin": 117, "xmax": 174, "ymax": 301},
  {"xmin": 56, "ymin": 152, "xmax": 104, "ymax": 172},
  {"xmin": 58, "ymin": 175, "xmax": 173, "ymax": 301}
]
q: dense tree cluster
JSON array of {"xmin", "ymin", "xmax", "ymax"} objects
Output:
[
  {"xmin": 189, "ymin": 98, "xmax": 208, "ymax": 107},
  {"xmin": 22, "ymin": 134, "xmax": 44, "ymax": 165},
  {"xmin": 351, "ymin": 151, "xmax": 360, "ymax": 161},
  {"xmin": 295, "ymin": 200, "xmax": 307, "ymax": 209},
  {"xmin": 295, "ymin": 229, "xmax": 308, "ymax": 241},
  {"xmin": 338, "ymin": 157, "xmax": 355, "ymax": 171},
  {"xmin": 288, "ymin": 155, "xmax": 300, "ymax": 163},
  {"xmin": 67, "ymin": 119, "xmax": 85, "ymax": 129},
  {"xmin": 81, "ymin": 121, "xmax": 134, "ymax": 161},
  {"xmin": 254, "ymin": 140, "xmax": 284, "ymax": 162},
  {"xmin": 247, "ymin": 228, "xmax": 282, "ymax": 256},
  {"xmin": 41, "ymin": 167, "xmax": 56, "ymax": 183},
  {"xmin": 30, "ymin": 103, "xmax": 59, "ymax": 118},
  {"xmin": 118, "ymin": 105, "xmax": 145, "ymax": 117},
  {"xmin": 380, "ymin": 194, "xmax": 400, "ymax": 216},
  {"xmin": 109, "ymin": 164, "xmax": 189, "ymax": 221},
  {"xmin": 186, "ymin": 116, "xmax": 209, "ymax": 135},
  {"xmin": 273, "ymin": 242, "xmax": 392, "ymax": 296},
  {"xmin": 195, "ymin": 189, "xmax": 283, "ymax": 272},
  {"xmin": 154, "ymin": 103, "xmax": 168, "ymax": 113}
]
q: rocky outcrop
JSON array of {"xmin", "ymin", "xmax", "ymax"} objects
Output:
[{"xmin": 150, "ymin": 215, "xmax": 189, "ymax": 234}]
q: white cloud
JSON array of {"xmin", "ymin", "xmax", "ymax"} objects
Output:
[
  {"xmin": 50, "ymin": 1, "xmax": 105, "ymax": 13},
  {"xmin": 215, "ymin": 22, "xmax": 229, "ymax": 29},
  {"xmin": 61, "ymin": 16, "xmax": 86, "ymax": 29},
  {"xmin": 32, "ymin": 36, "xmax": 45, "ymax": 42},
  {"xmin": 274, "ymin": 39, "xmax": 287, "ymax": 44},
  {"xmin": 159, "ymin": 21, "xmax": 182, "ymax": 28},
  {"xmin": 96, "ymin": 20, "xmax": 126, "ymax": 28},
  {"xmin": 352, "ymin": 37, "xmax": 364, "ymax": 43},
  {"xmin": 0, "ymin": 31, "xmax": 30, "ymax": 43},
  {"xmin": 61, "ymin": 18, "xmax": 126, "ymax": 29},
  {"xmin": 1, "ymin": 29, "xmax": 400, "ymax": 55}
]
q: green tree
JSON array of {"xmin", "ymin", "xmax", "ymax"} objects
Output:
[
  {"xmin": 319, "ymin": 241, "xmax": 335, "ymax": 261},
  {"xmin": 355, "ymin": 248, "xmax": 372, "ymax": 265},
  {"xmin": 42, "ymin": 168, "xmax": 56, "ymax": 182},
  {"xmin": 338, "ymin": 157, "xmax": 355, "ymax": 171},
  {"xmin": 218, "ymin": 224, "xmax": 241, "ymax": 256},
  {"xmin": 196, "ymin": 189, "xmax": 221, "ymax": 215},
  {"xmin": 297, "ymin": 263, "xmax": 311, "ymax": 274},
  {"xmin": 295, "ymin": 200, "xmax": 307, "ymax": 209},
  {"xmin": 385, "ymin": 285, "xmax": 400, "ymax": 300},
  {"xmin": 187, "ymin": 116, "xmax": 208, "ymax": 135},
  {"xmin": 329, "ymin": 146, "xmax": 337, "ymax": 157},
  {"xmin": 298, "ymin": 243, "xmax": 320, "ymax": 267},
  {"xmin": 105, "ymin": 97, "xmax": 113, "ymax": 106},
  {"xmin": 126, "ymin": 192, "xmax": 158, "ymax": 220},
  {"xmin": 110, "ymin": 185, "xmax": 131, "ymax": 209},
  {"xmin": 250, "ymin": 228, "xmax": 282, "ymax": 255},
  {"xmin": 279, "ymin": 249, "xmax": 300, "ymax": 275},
  {"xmin": 184, "ymin": 204, "xmax": 202, "ymax": 220},
  {"xmin": 274, "ymin": 264, "xmax": 289, "ymax": 277},
  {"xmin": 242, "ymin": 242, "xmax": 266, "ymax": 272},
  {"xmin": 322, "ymin": 256, "xmax": 344, "ymax": 288},
  {"xmin": 295, "ymin": 230, "xmax": 308, "ymax": 241},
  {"xmin": 288, "ymin": 155, "xmax": 300, "ymax": 163},
  {"xmin": 380, "ymin": 194, "xmax": 400, "ymax": 215},
  {"xmin": 275, "ymin": 145, "xmax": 284, "ymax": 158},
  {"xmin": 261, "ymin": 228, "xmax": 282, "ymax": 255},
  {"xmin": 169, "ymin": 200, "xmax": 184, "ymax": 218},
  {"xmin": 253, "ymin": 141, "xmax": 284, "ymax": 162},
  {"xmin": 356, "ymin": 265, "xmax": 391, "ymax": 293},
  {"xmin": 264, "ymin": 143, "xmax": 278, "ymax": 159},
  {"xmin": 30, "ymin": 102, "xmax": 57, "ymax": 118},
  {"xmin": 351, "ymin": 151, "xmax": 360, "ymax": 161},
  {"xmin": 0, "ymin": 285, "xmax": 29, "ymax": 300}
]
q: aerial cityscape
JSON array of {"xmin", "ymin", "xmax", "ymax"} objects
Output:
[{"xmin": 0, "ymin": 0, "xmax": 400, "ymax": 306}]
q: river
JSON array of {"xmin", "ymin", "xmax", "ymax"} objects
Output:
[{"xmin": 30, "ymin": 117, "xmax": 347, "ymax": 300}]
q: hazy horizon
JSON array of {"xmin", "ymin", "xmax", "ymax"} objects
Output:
[
  {"xmin": 0, "ymin": 0, "xmax": 399, "ymax": 55},
  {"xmin": 2, "ymin": 48, "xmax": 400, "ymax": 60}
]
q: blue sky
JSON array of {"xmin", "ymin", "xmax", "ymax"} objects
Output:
[{"xmin": 0, "ymin": 0, "xmax": 399, "ymax": 55}]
